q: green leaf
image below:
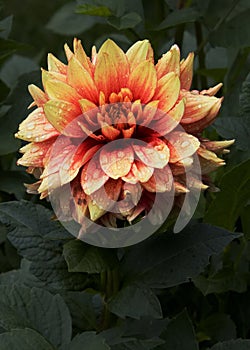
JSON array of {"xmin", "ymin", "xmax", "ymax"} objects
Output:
[
  {"xmin": 239, "ymin": 72, "xmax": 250, "ymax": 116},
  {"xmin": 197, "ymin": 313, "xmax": 236, "ymax": 343},
  {"xmin": 0, "ymin": 200, "xmax": 87, "ymax": 290},
  {"xmin": 210, "ymin": 339, "xmax": 250, "ymax": 350},
  {"xmin": 0, "ymin": 16, "xmax": 13, "ymax": 39},
  {"xmin": 156, "ymin": 309, "xmax": 198, "ymax": 350},
  {"xmin": 0, "ymin": 285, "xmax": 72, "ymax": 349},
  {"xmin": 214, "ymin": 117, "xmax": 250, "ymax": 152},
  {"xmin": 69, "ymin": 331, "xmax": 110, "ymax": 350},
  {"xmin": 209, "ymin": 9, "xmax": 250, "ymax": 48},
  {"xmin": 0, "ymin": 171, "xmax": 31, "ymax": 199},
  {"xmin": 204, "ymin": 160, "xmax": 250, "ymax": 230},
  {"xmin": 76, "ymin": 4, "xmax": 112, "ymax": 17},
  {"xmin": 157, "ymin": 8, "xmax": 200, "ymax": 30},
  {"xmin": 63, "ymin": 240, "xmax": 118, "ymax": 273},
  {"xmin": 47, "ymin": 2, "xmax": 98, "ymax": 35},
  {"xmin": 0, "ymin": 328, "xmax": 55, "ymax": 350},
  {"xmin": 0, "ymin": 70, "xmax": 40, "ymax": 155},
  {"xmin": 0, "ymin": 302, "xmax": 30, "ymax": 331},
  {"xmin": 107, "ymin": 12, "xmax": 142, "ymax": 29},
  {"xmin": 109, "ymin": 285, "xmax": 162, "ymax": 319},
  {"xmin": 65, "ymin": 290, "xmax": 103, "ymax": 331},
  {"xmin": 121, "ymin": 224, "xmax": 239, "ymax": 289}
]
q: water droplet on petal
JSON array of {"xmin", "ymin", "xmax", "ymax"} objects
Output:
[
  {"xmin": 181, "ymin": 141, "xmax": 189, "ymax": 148},
  {"xmin": 27, "ymin": 123, "xmax": 35, "ymax": 130}
]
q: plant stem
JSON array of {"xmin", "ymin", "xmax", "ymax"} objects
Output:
[{"xmin": 194, "ymin": 21, "xmax": 207, "ymax": 90}]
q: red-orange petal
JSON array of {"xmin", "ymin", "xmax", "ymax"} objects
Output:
[
  {"xmin": 94, "ymin": 39, "xmax": 129, "ymax": 100},
  {"xmin": 28, "ymin": 84, "xmax": 48, "ymax": 107},
  {"xmin": 67, "ymin": 56, "xmax": 98, "ymax": 103},
  {"xmin": 47, "ymin": 53, "xmax": 67, "ymax": 75},
  {"xmin": 131, "ymin": 160, "xmax": 154, "ymax": 183},
  {"xmin": 127, "ymin": 60, "xmax": 157, "ymax": 104},
  {"xmin": 100, "ymin": 144, "xmax": 134, "ymax": 179}
]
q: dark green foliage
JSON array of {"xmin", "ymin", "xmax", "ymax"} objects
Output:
[{"xmin": 0, "ymin": 1, "xmax": 249, "ymax": 349}]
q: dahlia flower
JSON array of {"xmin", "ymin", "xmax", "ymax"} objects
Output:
[{"xmin": 16, "ymin": 39, "xmax": 233, "ymax": 237}]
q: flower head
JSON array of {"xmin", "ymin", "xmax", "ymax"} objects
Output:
[{"xmin": 16, "ymin": 39, "xmax": 233, "ymax": 241}]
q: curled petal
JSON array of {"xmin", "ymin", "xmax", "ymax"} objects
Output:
[
  {"xmin": 180, "ymin": 52, "xmax": 194, "ymax": 90},
  {"xmin": 201, "ymin": 83, "xmax": 223, "ymax": 96},
  {"xmin": 126, "ymin": 40, "xmax": 154, "ymax": 71},
  {"xmin": 154, "ymin": 72, "xmax": 180, "ymax": 113},
  {"xmin": 94, "ymin": 39, "xmax": 129, "ymax": 99},
  {"xmin": 201, "ymin": 139, "xmax": 235, "ymax": 154},
  {"xmin": 156, "ymin": 44, "xmax": 180, "ymax": 79},
  {"xmin": 128, "ymin": 60, "xmax": 157, "ymax": 103},
  {"xmin": 167, "ymin": 131, "xmax": 200, "ymax": 163},
  {"xmin": 133, "ymin": 138, "xmax": 169, "ymax": 169},
  {"xmin": 197, "ymin": 147, "xmax": 225, "ymax": 174},
  {"xmin": 100, "ymin": 144, "xmax": 134, "ymax": 179},
  {"xmin": 142, "ymin": 165, "xmax": 173, "ymax": 192},
  {"xmin": 15, "ymin": 107, "xmax": 59, "ymax": 142}
]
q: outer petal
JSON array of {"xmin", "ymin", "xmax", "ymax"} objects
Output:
[
  {"xmin": 180, "ymin": 52, "xmax": 194, "ymax": 90},
  {"xmin": 43, "ymin": 100, "xmax": 83, "ymax": 136},
  {"xmin": 126, "ymin": 40, "xmax": 154, "ymax": 71},
  {"xmin": 94, "ymin": 39, "xmax": 129, "ymax": 99},
  {"xmin": 15, "ymin": 107, "xmax": 59, "ymax": 142},
  {"xmin": 73, "ymin": 38, "xmax": 93, "ymax": 75},
  {"xmin": 17, "ymin": 137, "xmax": 56, "ymax": 167},
  {"xmin": 28, "ymin": 84, "xmax": 48, "ymax": 107},
  {"xmin": 100, "ymin": 144, "xmax": 134, "ymax": 179},
  {"xmin": 81, "ymin": 158, "xmax": 109, "ymax": 195},
  {"xmin": 142, "ymin": 165, "xmax": 173, "ymax": 192},
  {"xmin": 133, "ymin": 138, "xmax": 169, "ymax": 169},
  {"xmin": 156, "ymin": 44, "xmax": 180, "ymax": 79},
  {"xmin": 67, "ymin": 56, "xmax": 98, "ymax": 103},
  {"xmin": 153, "ymin": 72, "xmax": 180, "ymax": 113},
  {"xmin": 198, "ymin": 147, "xmax": 225, "ymax": 174},
  {"xmin": 127, "ymin": 60, "xmax": 157, "ymax": 104},
  {"xmin": 167, "ymin": 131, "xmax": 200, "ymax": 163},
  {"xmin": 47, "ymin": 53, "xmax": 67, "ymax": 74}
]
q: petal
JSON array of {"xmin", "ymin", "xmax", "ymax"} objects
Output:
[
  {"xmin": 156, "ymin": 44, "xmax": 180, "ymax": 79},
  {"xmin": 28, "ymin": 84, "xmax": 48, "ymax": 107},
  {"xmin": 154, "ymin": 72, "xmax": 180, "ymax": 113},
  {"xmin": 94, "ymin": 39, "xmax": 129, "ymax": 99},
  {"xmin": 197, "ymin": 147, "xmax": 225, "ymax": 174},
  {"xmin": 43, "ymin": 100, "xmax": 83, "ymax": 136},
  {"xmin": 180, "ymin": 90, "xmax": 222, "ymax": 124},
  {"xmin": 73, "ymin": 38, "xmax": 93, "ymax": 75},
  {"xmin": 71, "ymin": 176, "xmax": 89, "ymax": 223},
  {"xmin": 180, "ymin": 52, "xmax": 194, "ymax": 90},
  {"xmin": 133, "ymin": 138, "xmax": 169, "ymax": 169},
  {"xmin": 126, "ymin": 40, "xmax": 154, "ymax": 71},
  {"xmin": 201, "ymin": 139, "xmax": 235, "ymax": 154},
  {"xmin": 47, "ymin": 53, "xmax": 67, "ymax": 74},
  {"xmin": 42, "ymin": 72, "xmax": 81, "ymax": 104},
  {"xmin": 67, "ymin": 56, "xmax": 98, "ymax": 103},
  {"xmin": 101, "ymin": 123, "xmax": 120, "ymax": 140},
  {"xmin": 201, "ymin": 83, "xmax": 223, "ymax": 96},
  {"xmin": 100, "ymin": 144, "xmax": 134, "ymax": 179},
  {"xmin": 142, "ymin": 165, "xmax": 173, "ymax": 192},
  {"xmin": 150, "ymin": 99, "xmax": 185, "ymax": 135},
  {"xmin": 81, "ymin": 159, "xmax": 109, "ymax": 195},
  {"xmin": 131, "ymin": 160, "xmax": 154, "ymax": 183},
  {"xmin": 15, "ymin": 107, "xmax": 59, "ymax": 142},
  {"xmin": 167, "ymin": 131, "xmax": 200, "ymax": 163},
  {"xmin": 17, "ymin": 137, "xmax": 56, "ymax": 167},
  {"xmin": 127, "ymin": 60, "xmax": 157, "ymax": 103}
]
